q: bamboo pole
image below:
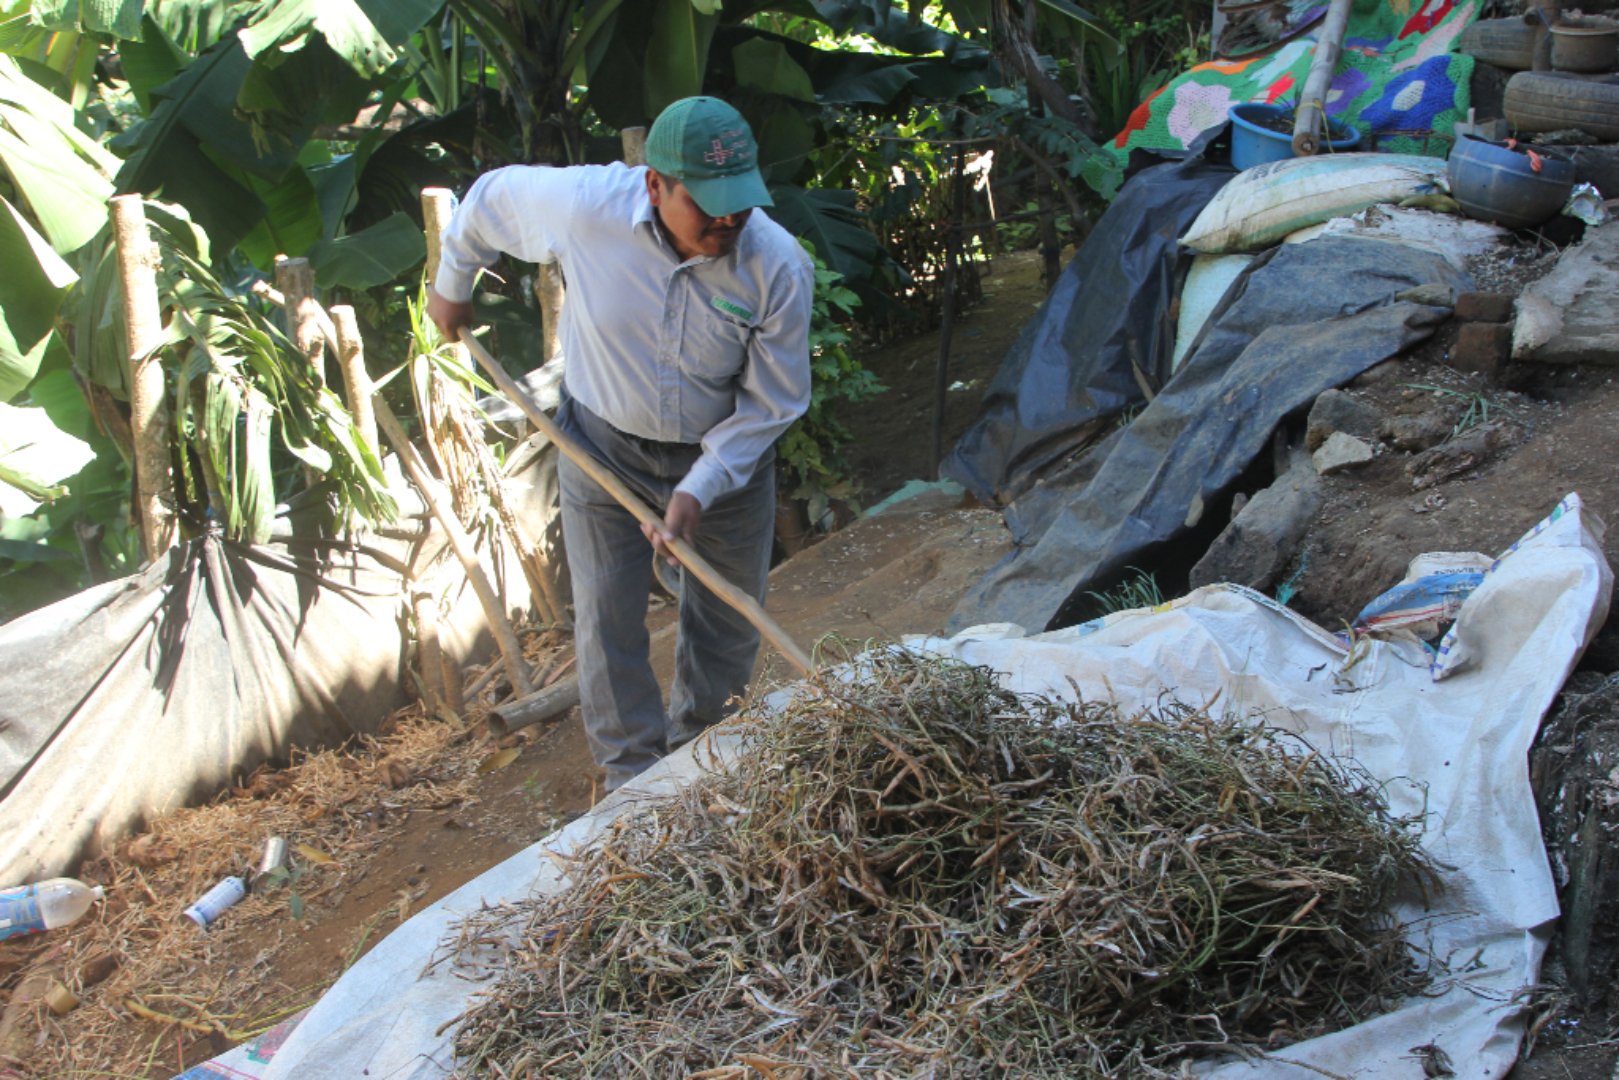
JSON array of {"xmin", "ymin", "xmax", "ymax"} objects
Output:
[
  {"xmin": 110, "ymin": 195, "xmax": 176, "ymax": 563},
  {"xmin": 1291, "ymin": 0, "xmax": 1354, "ymax": 157},
  {"xmin": 488, "ymin": 675, "xmax": 579, "ymax": 736},
  {"xmin": 275, "ymin": 256, "xmax": 325, "ymax": 383},
  {"xmin": 329, "ymin": 305, "xmax": 377, "ymax": 452},
  {"xmin": 374, "ymin": 395, "xmax": 534, "ymax": 698},
  {"xmin": 458, "ymin": 328, "xmax": 815, "ymax": 677},
  {"xmin": 621, "ymin": 126, "xmax": 648, "ymax": 166},
  {"xmin": 536, "ymin": 265, "xmax": 565, "ymax": 362},
  {"xmin": 411, "ymin": 590, "xmax": 449, "ymax": 709}
]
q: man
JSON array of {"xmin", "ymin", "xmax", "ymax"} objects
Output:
[{"xmin": 428, "ymin": 96, "xmax": 814, "ymax": 791}]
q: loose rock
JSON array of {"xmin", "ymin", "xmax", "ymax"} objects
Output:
[
  {"xmin": 1307, "ymin": 389, "xmax": 1386, "ymax": 451},
  {"xmin": 1314, "ymin": 432, "xmax": 1377, "ymax": 475}
]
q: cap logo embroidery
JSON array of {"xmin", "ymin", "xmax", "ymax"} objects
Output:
[
  {"xmin": 703, "ymin": 138, "xmax": 735, "ymax": 166},
  {"xmin": 702, "ymin": 129, "xmax": 752, "ymax": 168}
]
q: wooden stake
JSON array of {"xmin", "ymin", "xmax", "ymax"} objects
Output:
[
  {"xmin": 621, "ymin": 126, "xmax": 648, "ymax": 166},
  {"xmin": 412, "ymin": 590, "xmax": 448, "ymax": 709},
  {"xmin": 536, "ymin": 265, "xmax": 565, "ymax": 362},
  {"xmin": 110, "ymin": 195, "xmax": 176, "ymax": 563},
  {"xmin": 329, "ymin": 305, "xmax": 377, "ymax": 453},
  {"xmin": 932, "ymin": 144, "xmax": 966, "ymax": 480},
  {"xmin": 275, "ymin": 256, "xmax": 325, "ymax": 383}
]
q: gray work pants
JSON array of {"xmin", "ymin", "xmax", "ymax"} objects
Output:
[{"xmin": 555, "ymin": 398, "xmax": 775, "ymax": 790}]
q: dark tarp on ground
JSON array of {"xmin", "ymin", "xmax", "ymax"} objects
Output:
[
  {"xmin": 946, "ymin": 235, "xmax": 1471, "ymax": 635},
  {"xmin": 941, "ymin": 155, "xmax": 1237, "ymax": 505}
]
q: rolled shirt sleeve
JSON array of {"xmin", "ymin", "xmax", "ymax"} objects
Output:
[{"xmin": 433, "ymin": 166, "xmax": 575, "ymax": 302}]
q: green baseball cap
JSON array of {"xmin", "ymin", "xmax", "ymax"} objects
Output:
[{"xmin": 646, "ymin": 96, "xmax": 773, "ymax": 218}]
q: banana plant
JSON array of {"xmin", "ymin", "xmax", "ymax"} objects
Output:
[{"xmin": 69, "ymin": 196, "xmax": 396, "ymax": 546}]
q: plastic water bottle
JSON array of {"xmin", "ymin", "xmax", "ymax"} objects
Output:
[{"xmin": 0, "ymin": 878, "xmax": 105, "ymax": 940}]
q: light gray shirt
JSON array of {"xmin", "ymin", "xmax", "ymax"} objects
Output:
[{"xmin": 434, "ymin": 162, "xmax": 814, "ymax": 509}]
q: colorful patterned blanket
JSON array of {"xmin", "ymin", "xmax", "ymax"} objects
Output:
[{"xmin": 1107, "ymin": 0, "xmax": 1482, "ymax": 164}]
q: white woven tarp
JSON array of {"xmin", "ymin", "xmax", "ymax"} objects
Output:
[{"xmin": 259, "ymin": 494, "xmax": 1610, "ymax": 1080}]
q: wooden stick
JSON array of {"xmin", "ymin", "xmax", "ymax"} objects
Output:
[
  {"xmin": 374, "ymin": 395, "xmax": 534, "ymax": 698},
  {"xmin": 275, "ymin": 256, "xmax": 326, "ymax": 383},
  {"xmin": 457, "ymin": 328, "xmax": 815, "ymax": 677},
  {"xmin": 110, "ymin": 195, "xmax": 176, "ymax": 563},
  {"xmin": 1291, "ymin": 0, "xmax": 1354, "ymax": 157},
  {"xmin": 411, "ymin": 590, "xmax": 449, "ymax": 709},
  {"xmin": 621, "ymin": 126, "xmax": 648, "ymax": 166},
  {"xmin": 488, "ymin": 674, "xmax": 579, "ymax": 736},
  {"xmin": 330, "ymin": 305, "xmax": 377, "ymax": 453},
  {"xmin": 536, "ymin": 264, "xmax": 565, "ymax": 362}
]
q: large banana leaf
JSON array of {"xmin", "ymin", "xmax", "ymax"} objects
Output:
[
  {"xmin": 238, "ymin": 0, "xmax": 443, "ymax": 77},
  {"xmin": 144, "ymin": 0, "xmax": 237, "ymax": 51},
  {"xmin": 644, "ymin": 0, "xmax": 715, "ymax": 117},
  {"xmin": 0, "ymin": 401, "xmax": 93, "ymax": 513},
  {"xmin": 0, "ymin": 195, "xmax": 75, "ymax": 401},
  {"xmin": 118, "ymin": 14, "xmax": 190, "ymax": 113},
  {"xmin": 0, "ymin": 54, "xmax": 116, "ymax": 254},
  {"xmin": 234, "ymin": 164, "xmax": 324, "ymax": 269},
  {"xmin": 28, "ymin": 0, "xmax": 142, "ymax": 38},
  {"xmin": 115, "ymin": 34, "xmax": 302, "ymax": 186},
  {"xmin": 307, "ymin": 211, "xmax": 424, "ymax": 289},
  {"xmin": 767, "ymin": 185, "xmax": 879, "ymax": 286},
  {"xmin": 732, "ymin": 38, "xmax": 814, "ymax": 103}
]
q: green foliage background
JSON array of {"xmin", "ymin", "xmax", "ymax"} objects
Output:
[{"xmin": 0, "ymin": 0, "xmax": 1208, "ymax": 620}]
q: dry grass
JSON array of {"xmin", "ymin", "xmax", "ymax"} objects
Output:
[
  {"xmin": 0, "ymin": 646, "xmax": 547, "ymax": 1080},
  {"xmin": 453, "ymin": 646, "xmax": 1438, "ymax": 1079}
]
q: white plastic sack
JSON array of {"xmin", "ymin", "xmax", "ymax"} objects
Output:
[
  {"xmin": 1171, "ymin": 252, "xmax": 1254, "ymax": 370},
  {"xmin": 256, "ymin": 495, "xmax": 1610, "ymax": 1080},
  {"xmin": 1180, "ymin": 153, "xmax": 1449, "ymax": 254}
]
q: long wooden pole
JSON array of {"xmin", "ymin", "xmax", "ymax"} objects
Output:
[
  {"xmin": 1291, "ymin": 0, "xmax": 1354, "ymax": 157},
  {"xmin": 457, "ymin": 328, "xmax": 815, "ymax": 677},
  {"xmin": 110, "ymin": 195, "xmax": 176, "ymax": 563}
]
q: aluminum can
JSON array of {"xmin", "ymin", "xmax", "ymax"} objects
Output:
[
  {"xmin": 183, "ymin": 876, "xmax": 247, "ymax": 929},
  {"xmin": 258, "ymin": 837, "xmax": 287, "ymax": 878}
]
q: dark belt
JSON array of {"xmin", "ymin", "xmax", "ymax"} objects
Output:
[
  {"xmin": 604, "ymin": 419, "xmax": 699, "ymax": 454},
  {"xmin": 571, "ymin": 397, "xmax": 698, "ymax": 453}
]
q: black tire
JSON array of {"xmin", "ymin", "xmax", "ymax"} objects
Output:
[
  {"xmin": 1504, "ymin": 71, "xmax": 1619, "ymax": 140},
  {"xmin": 1459, "ymin": 17, "xmax": 1537, "ymax": 70}
]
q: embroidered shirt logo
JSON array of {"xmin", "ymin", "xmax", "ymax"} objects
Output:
[{"xmin": 710, "ymin": 296, "xmax": 755, "ymax": 322}]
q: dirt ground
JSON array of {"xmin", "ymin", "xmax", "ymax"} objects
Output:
[{"xmin": 8, "ymin": 243, "xmax": 1619, "ymax": 1077}]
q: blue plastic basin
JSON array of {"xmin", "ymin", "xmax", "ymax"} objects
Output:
[
  {"xmin": 1228, "ymin": 102, "xmax": 1361, "ymax": 171},
  {"xmin": 1447, "ymin": 134, "xmax": 1574, "ymax": 230}
]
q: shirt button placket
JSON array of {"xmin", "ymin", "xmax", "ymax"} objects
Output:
[{"xmin": 659, "ymin": 269, "xmax": 682, "ymax": 442}]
